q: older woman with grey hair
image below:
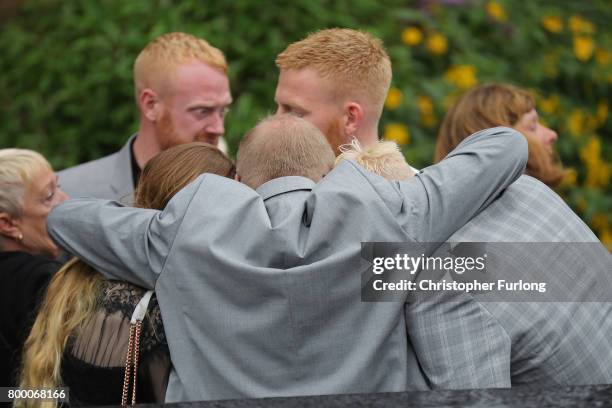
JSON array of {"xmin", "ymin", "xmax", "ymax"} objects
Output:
[{"xmin": 0, "ymin": 148, "xmax": 68, "ymax": 386}]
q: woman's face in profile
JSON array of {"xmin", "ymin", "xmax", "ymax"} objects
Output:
[
  {"xmin": 514, "ymin": 108, "xmax": 559, "ymax": 152},
  {"xmin": 17, "ymin": 167, "xmax": 68, "ymax": 258}
]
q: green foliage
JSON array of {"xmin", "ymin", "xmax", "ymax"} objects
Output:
[
  {"xmin": 0, "ymin": 0, "xmax": 610, "ymax": 242},
  {"xmin": 379, "ymin": 0, "xmax": 611, "ymax": 244},
  {"xmin": 0, "ymin": 0, "xmax": 407, "ymax": 163}
]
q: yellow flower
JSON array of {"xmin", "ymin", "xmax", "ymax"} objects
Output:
[
  {"xmin": 416, "ymin": 95, "xmax": 434, "ymax": 116},
  {"xmin": 591, "ymin": 213, "xmax": 610, "ymax": 232},
  {"xmin": 601, "ymin": 228, "xmax": 612, "ymax": 250},
  {"xmin": 541, "ymin": 15, "xmax": 563, "ymax": 33},
  {"xmin": 573, "ymin": 36, "xmax": 595, "ymax": 62},
  {"xmin": 579, "ymin": 137, "xmax": 600, "ymax": 165},
  {"xmin": 567, "ymin": 109, "xmax": 585, "ymax": 137},
  {"xmin": 595, "ymin": 49, "xmax": 612, "ymax": 66},
  {"xmin": 384, "ymin": 123, "xmax": 410, "ymax": 145},
  {"xmin": 444, "ymin": 65, "xmax": 477, "ymax": 90},
  {"xmin": 596, "ymin": 101, "xmax": 608, "ymax": 126},
  {"xmin": 569, "ymin": 15, "xmax": 595, "ymax": 34},
  {"xmin": 385, "ymin": 87, "xmax": 403, "ymax": 110},
  {"xmin": 426, "ymin": 32, "xmax": 448, "ymax": 56},
  {"xmin": 585, "ymin": 160, "xmax": 610, "ymax": 188},
  {"xmin": 538, "ymin": 95, "xmax": 560, "ymax": 114},
  {"xmin": 579, "ymin": 137, "xmax": 610, "ymax": 188},
  {"xmin": 401, "ymin": 27, "xmax": 423, "ymax": 46},
  {"xmin": 486, "ymin": 1, "xmax": 507, "ymax": 22},
  {"xmin": 560, "ymin": 168, "xmax": 577, "ymax": 187}
]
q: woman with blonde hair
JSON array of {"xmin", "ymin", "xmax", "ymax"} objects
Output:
[
  {"xmin": 0, "ymin": 149, "xmax": 68, "ymax": 388},
  {"xmin": 19, "ymin": 142, "xmax": 235, "ymax": 406},
  {"xmin": 435, "ymin": 83, "xmax": 566, "ymax": 187}
]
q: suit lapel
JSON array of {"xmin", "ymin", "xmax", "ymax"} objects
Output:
[{"xmin": 110, "ymin": 134, "xmax": 137, "ymax": 198}]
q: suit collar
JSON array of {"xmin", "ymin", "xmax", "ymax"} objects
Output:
[
  {"xmin": 110, "ymin": 134, "xmax": 138, "ymax": 197},
  {"xmin": 256, "ymin": 176, "xmax": 315, "ymax": 201}
]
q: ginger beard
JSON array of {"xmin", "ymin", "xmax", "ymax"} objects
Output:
[
  {"xmin": 156, "ymin": 108, "xmax": 220, "ymax": 150},
  {"xmin": 317, "ymin": 113, "xmax": 348, "ymax": 156}
]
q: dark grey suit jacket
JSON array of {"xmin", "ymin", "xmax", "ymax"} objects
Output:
[{"xmin": 48, "ymin": 127, "xmax": 527, "ymax": 402}]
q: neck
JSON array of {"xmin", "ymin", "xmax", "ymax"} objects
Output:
[
  {"xmin": 133, "ymin": 121, "xmax": 162, "ymax": 170},
  {"xmin": 1, "ymin": 239, "xmax": 24, "ymax": 253},
  {"xmin": 355, "ymin": 125, "xmax": 380, "ymax": 147}
]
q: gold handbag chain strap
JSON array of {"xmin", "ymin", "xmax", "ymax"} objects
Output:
[{"xmin": 121, "ymin": 290, "xmax": 154, "ymax": 406}]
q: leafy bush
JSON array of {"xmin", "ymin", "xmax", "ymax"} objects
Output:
[{"xmin": 0, "ymin": 0, "xmax": 610, "ymax": 243}]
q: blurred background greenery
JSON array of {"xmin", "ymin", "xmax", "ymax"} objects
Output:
[{"xmin": 0, "ymin": 0, "xmax": 610, "ymax": 244}]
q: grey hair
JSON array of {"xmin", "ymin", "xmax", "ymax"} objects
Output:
[
  {"xmin": 236, "ymin": 114, "xmax": 336, "ymax": 189},
  {"xmin": 0, "ymin": 148, "xmax": 51, "ymax": 217}
]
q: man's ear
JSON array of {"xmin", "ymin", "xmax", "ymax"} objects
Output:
[
  {"xmin": 235, "ymin": 174, "xmax": 241, "ymax": 182},
  {"xmin": 0, "ymin": 212, "xmax": 20, "ymax": 240},
  {"xmin": 344, "ymin": 102, "xmax": 364, "ymax": 139},
  {"xmin": 139, "ymin": 89, "xmax": 161, "ymax": 122}
]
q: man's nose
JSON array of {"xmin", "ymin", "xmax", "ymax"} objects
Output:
[{"xmin": 206, "ymin": 111, "xmax": 225, "ymax": 136}]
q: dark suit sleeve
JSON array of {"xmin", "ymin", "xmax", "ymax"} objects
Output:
[
  {"xmin": 47, "ymin": 175, "xmax": 208, "ymax": 289},
  {"xmin": 396, "ymin": 127, "xmax": 527, "ymax": 243}
]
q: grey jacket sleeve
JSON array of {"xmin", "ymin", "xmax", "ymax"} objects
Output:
[
  {"xmin": 405, "ymin": 289, "xmax": 512, "ymax": 389},
  {"xmin": 47, "ymin": 175, "xmax": 208, "ymax": 289},
  {"xmin": 397, "ymin": 126, "xmax": 527, "ymax": 243}
]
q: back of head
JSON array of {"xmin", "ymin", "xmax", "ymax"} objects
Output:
[
  {"xmin": 336, "ymin": 139, "xmax": 415, "ymax": 181},
  {"xmin": 0, "ymin": 148, "xmax": 51, "ymax": 219},
  {"xmin": 276, "ymin": 28, "xmax": 392, "ymax": 120},
  {"xmin": 236, "ymin": 114, "xmax": 336, "ymax": 189},
  {"xmin": 133, "ymin": 32, "xmax": 227, "ymax": 100},
  {"xmin": 135, "ymin": 142, "xmax": 236, "ymax": 209},
  {"xmin": 435, "ymin": 83, "xmax": 534, "ymax": 162}
]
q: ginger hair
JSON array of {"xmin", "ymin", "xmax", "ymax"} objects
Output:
[
  {"xmin": 133, "ymin": 32, "xmax": 227, "ymax": 100},
  {"xmin": 435, "ymin": 83, "xmax": 567, "ymax": 187},
  {"xmin": 276, "ymin": 28, "xmax": 392, "ymax": 119}
]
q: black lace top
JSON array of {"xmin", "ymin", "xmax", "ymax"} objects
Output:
[{"xmin": 61, "ymin": 281, "xmax": 170, "ymax": 406}]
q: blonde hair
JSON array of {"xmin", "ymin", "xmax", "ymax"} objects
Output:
[
  {"xmin": 276, "ymin": 28, "xmax": 392, "ymax": 118},
  {"xmin": 19, "ymin": 143, "xmax": 235, "ymax": 406},
  {"xmin": 134, "ymin": 32, "xmax": 227, "ymax": 99},
  {"xmin": 435, "ymin": 83, "xmax": 567, "ymax": 187},
  {"xmin": 0, "ymin": 148, "xmax": 52, "ymax": 218},
  {"xmin": 336, "ymin": 139, "xmax": 415, "ymax": 180},
  {"xmin": 18, "ymin": 259, "xmax": 102, "ymax": 407},
  {"xmin": 236, "ymin": 114, "xmax": 336, "ymax": 189}
]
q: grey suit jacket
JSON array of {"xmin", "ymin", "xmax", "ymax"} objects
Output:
[
  {"xmin": 47, "ymin": 127, "xmax": 526, "ymax": 402},
  {"xmin": 58, "ymin": 135, "xmax": 135, "ymax": 199},
  {"xmin": 406, "ymin": 175, "xmax": 612, "ymax": 389}
]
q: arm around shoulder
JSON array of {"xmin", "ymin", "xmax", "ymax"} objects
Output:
[
  {"xmin": 397, "ymin": 126, "xmax": 527, "ymax": 242},
  {"xmin": 47, "ymin": 175, "xmax": 209, "ymax": 288}
]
